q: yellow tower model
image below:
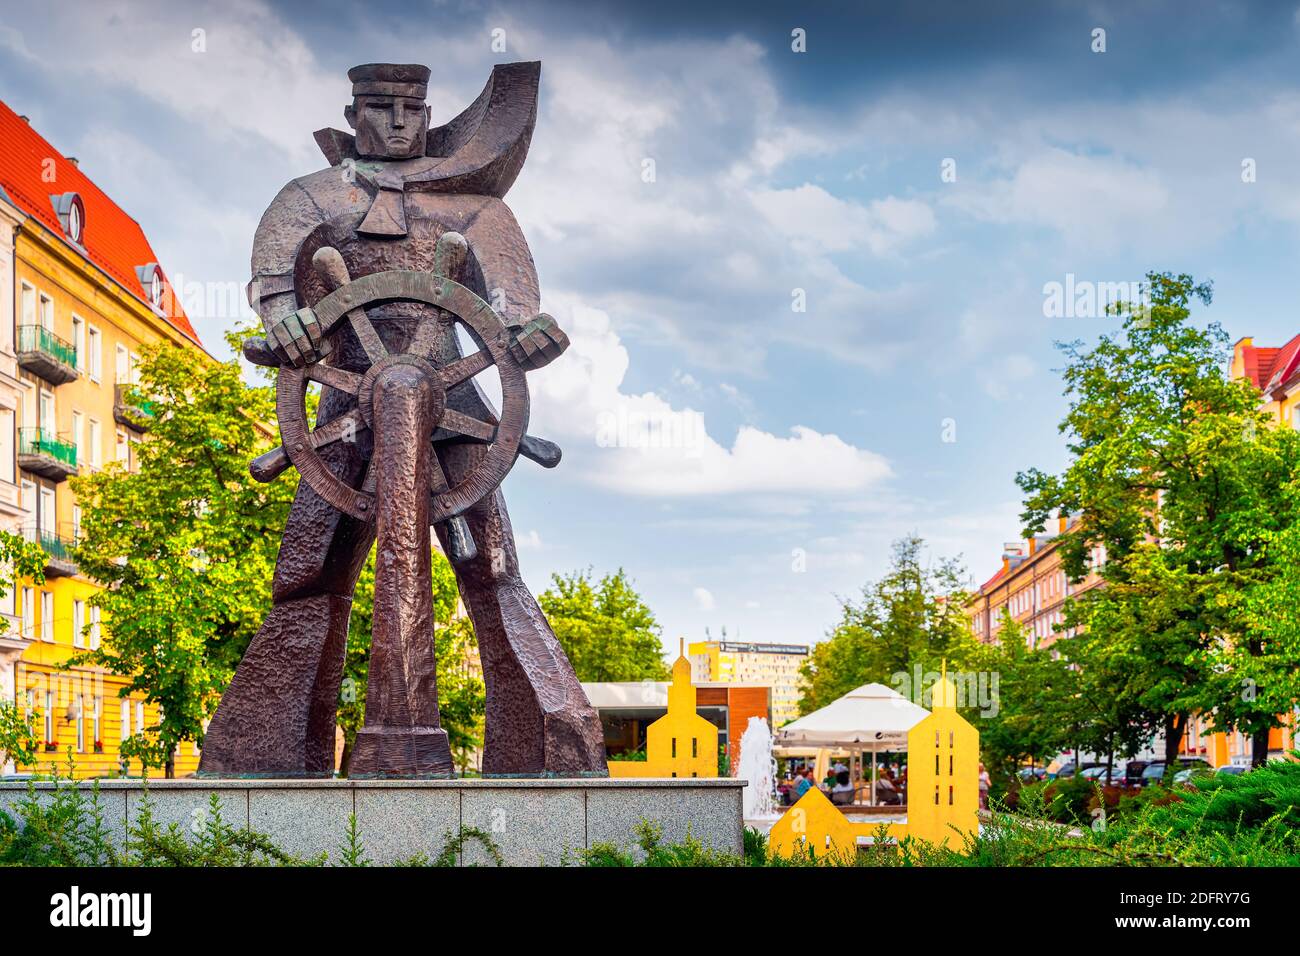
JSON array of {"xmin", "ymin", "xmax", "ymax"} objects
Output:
[
  {"xmin": 904, "ymin": 663, "xmax": 979, "ymax": 846},
  {"xmin": 608, "ymin": 640, "xmax": 719, "ymax": 778}
]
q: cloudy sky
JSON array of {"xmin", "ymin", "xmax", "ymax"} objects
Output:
[{"xmin": 5, "ymin": 0, "xmax": 1300, "ymax": 653}]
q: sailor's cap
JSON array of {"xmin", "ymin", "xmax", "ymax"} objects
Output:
[{"xmin": 348, "ymin": 63, "xmax": 430, "ymax": 99}]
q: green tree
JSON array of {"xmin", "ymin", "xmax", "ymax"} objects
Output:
[
  {"xmin": 67, "ymin": 332, "xmax": 292, "ymax": 776},
  {"xmin": 970, "ymin": 610, "xmax": 1075, "ymax": 783},
  {"xmin": 538, "ymin": 569, "xmax": 668, "ymax": 682},
  {"xmin": 798, "ymin": 536, "xmax": 978, "ymax": 714},
  {"xmin": 1018, "ymin": 272, "xmax": 1300, "ymax": 767},
  {"xmin": 338, "ymin": 546, "xmax": 484, "ymax": 774}
]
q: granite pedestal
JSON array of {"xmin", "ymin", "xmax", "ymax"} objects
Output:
[{"xmin": 0, "ymin": 777, "xmax": 745, "ymax": 866}]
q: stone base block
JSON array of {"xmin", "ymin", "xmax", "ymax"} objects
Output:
[{"xmin": 0, "ymin": 778, "xmax": 745, "ymax": 866}]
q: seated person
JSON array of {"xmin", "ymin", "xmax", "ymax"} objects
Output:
[
  {"xmin": 875, "ymin": 772, "xmax": 903, "ymax": 806},
  {"xmin": 831, "ymin": 769, "xmax": 855, "ymax": 805},
  {"xmin": 793, "ymin": 769, "xmax": 814, "ymax": 799}
]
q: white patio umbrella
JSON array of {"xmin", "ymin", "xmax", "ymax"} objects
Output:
[{"xmin": 776, "ymin": 683, "xmax": 931, "ymax": 806}]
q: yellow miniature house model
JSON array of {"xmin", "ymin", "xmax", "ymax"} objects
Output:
[
  {"xmin": 607, "ymin": 642, "xmax": 719, "ymax": 778},
  {"xmin": 769, "ymin": 664, "xmax": 979, "ymax": 858}
]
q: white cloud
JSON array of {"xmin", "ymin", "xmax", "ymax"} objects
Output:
[
  {"xmin": 949, "ymin": 147, "xmax": 1169, "ymax": 249},
  {"xmin": 750, "ymin": 184, "xmax": 936, "ymax": 256},
  {"xmin": 693, "ymin": 587, "xmax": 716, "ymax": 611},
  {"xmin": 528, "ymin": 299, "xmax": 893, "ymax": 498}
]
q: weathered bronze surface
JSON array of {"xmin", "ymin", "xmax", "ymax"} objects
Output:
[{"xmin": 199, "ymin": 62, "xmax": 607, "ymax": 778}]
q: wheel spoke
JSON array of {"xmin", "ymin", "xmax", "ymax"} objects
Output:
[
  {"xmin": 308, "ymin": 408, "xmax": 367, "ymax": 449},
  {"xmin": 408, "ymin": 314, "xmax": 445, "ymax": 362},
  {"xmin": 306, "ymin": 364, "xmax": 362, "ymax": 394},
  {"xmin": 439, "ymin": 409, "xmax": 497, "ymax": 442},
  {"xmin": 429, "ymin": 455, "xmax": 450, "ymax": 494},
  {"xmin": 439, "ymin": 349, "xmax": 494, "ymax": 388},
  {"xmin": 349, "ymin": 310, "xmax": 387, "ymax": 364}
]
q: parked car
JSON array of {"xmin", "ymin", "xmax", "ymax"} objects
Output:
[
  {"xmin": 1052, "ymin": 761, "xmax": 1099, "ymax": 779},
  {"xmin": 1139, "ymin": 758, "xmax": 1210, "ymax": 787},
  {"xmin": 1217, "ymin": 765, "xmax": 1248, "ymax": 776},
  {"xmin": 1017, "ymin": 767, "xmax": 1049, "ymax": 781},
  {"xmin": 1173, "ymin": 766, "xmax": 1216, "ymax": 786},
  {"xmin": 1121, "ymin": 760, "xmax": 1149, "ymax": 786},
  {"xmin": 1078, "ymin": 765, "xmax": 1127, "ymax": 785}
]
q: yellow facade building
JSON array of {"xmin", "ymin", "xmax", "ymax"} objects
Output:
[
  {"xmin": 688, "ymin": 638, "xmax": 808, "ymax": 726},
  {"xmin": 1, "ymin": 101, "xmax": 208, "ymax": 777}
]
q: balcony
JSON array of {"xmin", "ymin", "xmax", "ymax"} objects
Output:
[
  {"xmin": 18, "ymin": 428, "xmax": 78, "ymax": 482},
  {"xmin": 113, "ymin": 384, "xmax": 153, "ymax": 432},
  {"xmin": 25, "ymin": 525, "xmax": 78, "ymax": 578},
  {"xmin": 16, "ymin": 325, "xmax": 79, "ymax": 385}
]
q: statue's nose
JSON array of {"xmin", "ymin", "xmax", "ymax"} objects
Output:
[{"xmin": 391, "ymin": 102, "xmax": 405, "ymax": 128}]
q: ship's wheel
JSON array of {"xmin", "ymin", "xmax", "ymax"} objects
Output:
[{"xmin": 247, "ymin": 232, "xmax": 556, "ymax": 560}]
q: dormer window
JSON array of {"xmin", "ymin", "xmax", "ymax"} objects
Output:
[
  {"xmin": 51, "ymin": 192, "xmax": 86, "ymax": 245},
  {"xmin": 135, "ymin": 263, "xmax": 165, "ymax": 309}
]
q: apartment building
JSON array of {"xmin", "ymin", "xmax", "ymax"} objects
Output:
[{"xmin": 0, "ymin": 101, "xmax": 208, "ymax": 777}]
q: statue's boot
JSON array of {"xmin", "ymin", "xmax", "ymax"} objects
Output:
[
  {"xmin": 436, "ymin": 472, "xmax": 608, "ymax": 776},
  {"xmin": 200, "ymin": 412, "xmax": 372, "ymax": 777},
  {"xmin": 198, "ymin": 595, "xmax": 352, "ymax": 776}
]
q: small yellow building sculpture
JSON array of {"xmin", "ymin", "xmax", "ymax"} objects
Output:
[
  {"xmin": 769, "ymin": 664, "xmax": 979, "ymax": 859},
  {"xmin": 607, "ymin": 641, "xmax": 719, "ymax": 778}
]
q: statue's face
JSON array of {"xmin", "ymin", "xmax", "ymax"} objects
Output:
[{"xmin": 346, "ymin": 95, "xmax": 430, "ymax": 159}]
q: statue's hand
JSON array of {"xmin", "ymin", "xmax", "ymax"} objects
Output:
[
  {"xmin": 267, "ymin": 307, "xmax": 332, "ymax": 367},
  {"xmin": 508, "ymin": 313, "xmax": 569, "ymax": 371}
]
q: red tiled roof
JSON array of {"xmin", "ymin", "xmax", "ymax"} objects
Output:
[
  {"xmin": 1239, "ymin": 345, "xmax": 1279, "ymax": 390},
  {"xmin": 978, "ymin": 565, "xmax": 1007, "ymax": 593},
  {"xmin": 0, "ymin": 100, "xmax": 202, "ymax": 347},
  {"xmin": 1263, "ymin": 333, "xmax": 1300, "ymax": 395}
]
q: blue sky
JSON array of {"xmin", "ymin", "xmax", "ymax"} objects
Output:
[{"xmin": 4, "ymin": 0, "xmax": 1300, "ymax": 653}]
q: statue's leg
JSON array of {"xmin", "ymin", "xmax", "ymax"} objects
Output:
[
  {"xmin": 435, "ymin": 441, "xmax": 607, "ymax": 776},
  {"xmin": 199, "ymin": 406, "xmax": 374, "ymax": 777}
]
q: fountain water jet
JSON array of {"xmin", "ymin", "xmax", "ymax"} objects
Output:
[{"xmin": 737, "ymin": 716, "xmax": 778, "ymax": 820}]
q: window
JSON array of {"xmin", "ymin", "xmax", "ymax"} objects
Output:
[
  {"xmin": 135, "ymin": 701, "xmax": 144, "ymax": 735},
  {"xmin": 115, "ymin": 345, "xmax": 129, "ymax": 384},
  {"xmin": 0, "ymin": 408, "xmax": 12, "ymax": 484},
  {"xmin": 130, "ymin": 352, "xmax": 141, "ymax": 384},
  {"xmin": 20, "ymin": 282, "xmax": 35, "ymax": 325},
  {"xmin": 40, "ymin": 591, "xmax": 53, "ymax": 642},
  {"xmin": 76, "ymin": 695, "xmax": 86, "ymax": 752},
  {"xmin": 44, "ymin": 691, "xmax": 54, "ymax": 744},
  {"xmin": 71, "ymin": 315, "xmax": 85, "ymax": 370},
  {"xmin": 89, "ymin": 606, "xmax": 101, "ymax": 650},
  {"xmin": 72, "ymin": 504, "xmax": 82, "ymax": 543},
  {"xmin": 38, "ymin": 293, "xmax": 53, "ymax": 331},
  {"xmin": 115, "ymin": 429, "xmax": 129, "ymax": 464},
  {"xmin": 39, "ymin": 486, "xmax": 54, "ymax": 535},
  {"xmin": 120, "ymin": 699, "xmax": 130, "ymax": 742},
  {"xmin": 93, "ymin": 697, "xmax": 101, "ymax": 746},
  {"xmin": 87, "ymin": 326, "xmax": 102, "ymax": 381},
  {"xmin": 21, "ymin": 586, "xmax": 34, "ymax": 638},
  {"xmin": 88, "ymin": 419, "xmax": 101, "ymax": 468},
  {"xmin": 73, "ymin": 599, "xmax": 85, "ymax": 648},
  {"xmin": 71, "ymin": 410, "xmax": 83, "ymax": 464},
  {"xmin": 39, "ymin": 389, "xmax": 54, "ymax": 435}
]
